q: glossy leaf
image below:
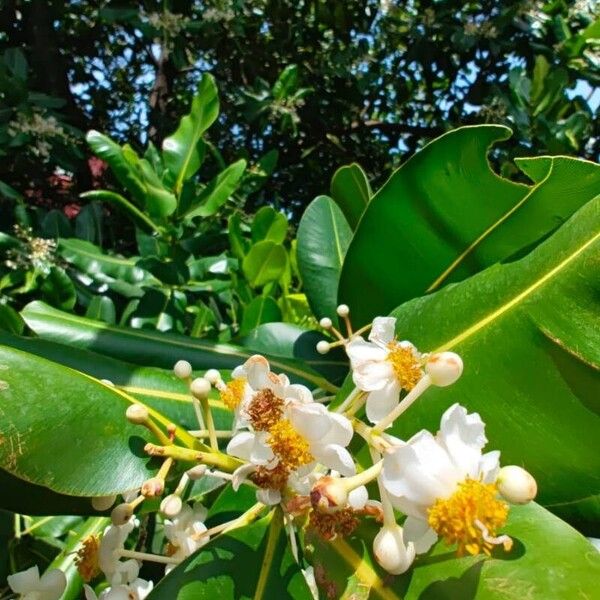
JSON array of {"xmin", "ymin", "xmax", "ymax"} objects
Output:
[
  {"xmin": 0, "ymin": 304, "xmax": 25, "ymax": 334},
  {"xmin": 20, "ymin": 301, "xmax": 339, "ymax": 392},
  {"xmin": 162, "ymin": 74, "xmax": 219, "ymax": 192},
  {"xmin": 242, "ymin": 240, "xmax": 288, "ymax": 288},
  {"xmin": 184, "ymin": 159, "xmax": 247, "ymax": 219},
  {"xmin": 147, "ymin": 510, "xmax": 312, "ymax": 599},
  {"xmin": 330, "ymin": 162, "xmax": 372, "ymax": 229},
  {"xmin": 85, "ymin": 296, "xmax": 116, "ymax": 324},
  {"xmin": 339, "ymin": 125, "xmax": 600, "ymax": 325},
  {"xmin": 40, "ymin": 266, "xmax": 76, "ymax": 311},
  {"xmin": 297, "ymin": 195, "xmax": 352, "ymax": 320},
  {"xmin": 0, "ymin": 344, "xmax": 164, "ymax": 496},
  {"xmin": 240, "ymin": 295, "xmax": 282, "ymax": 336},
  {"xmin": 387, "ymin": 196, "xmax": 600, "ymax": 530},
  {"xmin": 251, "ymin": 206, "xmax": 288, "ymax": 244},
  {"xmin": 310, "ymin": 503, "xmax": 600, "ymax": 599}
]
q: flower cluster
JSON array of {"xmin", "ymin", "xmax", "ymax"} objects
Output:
[{"xmin": 8, "ymin": 305, "xmax": 538, "ymax": 596}]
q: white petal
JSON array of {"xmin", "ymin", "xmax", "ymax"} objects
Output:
[
  {"xmin": 226, "ymin": 431, "xmax": 256, "ymax": 461},
  {"xmin": 102, "ymin": 586, "xmax": 132, "ymax": 600},
  {"xmin": 129, "ymin": 578, "xmax": 154, "ymax": 600},
  {"xmin": 438, "ymin": 403, "xmax": 487, "ymax": 478},
  {"xmin": 232, "ymin": 463, "xmax": 256, "ymax": 491},
  {"xmin": 243, "ymin": 355, "xmax": 272, "ymax": 389},
  {"xmin": 368, "ymin": 317, "xmax": 396, "ymax": 344},
  {"xmin": 348, "ymin": 485, "xmax": 369, "ymax": 509},
  {"xmin": 319, "ymin": 412, "xmax": 353, "ymax": 447},
  {"xmin": 346, "ymin": 338, "xmax": 388, "ymax": 366},
  {"xmin": 313, "ymin": 444, "xmax": 356, "ymax": 476},
  {"xmin": 8, "ymin": 566, "xmax": 40, "ymax": 594},
  {"xmin": 479, "ymin": 450, "xmax": 501, "ymax": 483},
  {"xmin": 403, "ymin": 516, "xmax": 438, "ymax": 554},
  {"xmin": 231, "ymin": 365, "xmax": 245, "ymax": 379},
  {"xmin": 84, "ymin": 584, "xmax": 99, "ymax": 600},
  {"xmin": 365, "ymin": 381, "xmax": 401, "ymax": 424},
  {"xmin": 256, "ymin": 488, "xmax": 281, "ymax": 505},
  {"xmin": 353, "ymin": 360, "xmax": 395, "ymax": 392},
  {"xmin": 284, "ymin": 384, "xmax": 313, "ymax": 404},
  {"xmin": 38, "ymin": 568, "xmax": 67, "ymax": 600},
  {"xmin": 250, "ymin": 432, "xmax": 275, "ymax": 464},
  {"xmin": 288, "ymin": 403, "xmax": 331, "ymax": 441}
]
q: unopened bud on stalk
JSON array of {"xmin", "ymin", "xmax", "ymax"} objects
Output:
[
  {"xmin": 174, "ymin": 360, "xmax": 192, "ymax": 379},
  {"xmin": 126, "ymin": 404, "xmax": 149, "ymax": 424},
  {"xmin": 319, "ymin": 317, "xmax": 332, "ymax": 329},
  {"xmin": 497, "ymin": 465, "xmax": 537, "ymax": 504},
  {"xmin": 160, "ymin": 494, "xmax": 183, "ymax": 517},
  {"xmin": 186, "ymin": 465, "xmax": 208, "ymax": 480},
  {"xmin": 141, "ymin": 477, "xmax": 165, "ymax": 497},
  {"xmin": 373, "ymin": 524, "xmax": 416, "ymax": 575},
  {"xmin": 316, "ymin": 341, "xmax": 331, "ymax": 355},
  {"xmin": 426, "ymin": 352, "xmax": 463, "ymax": 386},
  {"xmin": 204, "ymin": 369, "xmax": 221, "ymax": 385},
  {"xmin": 190, "ymin": 377, "xmax": 211, "ymax": 399},
  {"xmin": 91, "ymin": 495, "xmax": 116, "ymax": 512},
  {"xmin": 111, "ymin": 503, "xmax": 133, "ymax": 526},
  {"xmin": 336, "ymin": 304, "xmax": 350, "ymax": 318}
]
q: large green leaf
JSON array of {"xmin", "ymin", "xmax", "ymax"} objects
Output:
[
  {"xmin": 297, "ymin": 195, "xmax": 352, "ymax": 321},
  {"xmin": 20, "ymin": 301, "xmax": 339, "ymax": 392},
  {"xmin": 58, "ymin": 238, "xmax": 152, "ymax": 285},
  {"xmin": 330, "ymin": 162, "xmax": 372, "ymax": 229},
  {"xmin": 243, "ymin": 241, "xmax": 288, "ymax": 288},
  {"xmin": 251, "ymin": 206, "xmax": 288, "ymax": 244},
  {"xmin": 339, "ymin": 125, "xmax": 600, "ymax": 325},
  {"xmin": 386, "ymin": 196, "xmax": 600, "ymax": 531},
  {"xmin": 184, "ymin": 159, "xmax": 247, "ymax": 219},
  {"xmin": 86, "ymin": 131, "xmax": 147, "ymax": 205},
  {"xmin": 310, "ymin": 503, "xmax": 600, "ymax": 599},
  {"xmin": 240, "ymin": 296, "xmax": 282, "ymax": 336},
  {"xmin": 162, "ymin": 74, "xmax": 219, "ymax": 193},
  {"xmin": 148, "ymin": 509, "xmax": 312, "ymax": 599},
  {"xmin": 0, "ymin": 344, "xmax": 179, "ymax": 497}
]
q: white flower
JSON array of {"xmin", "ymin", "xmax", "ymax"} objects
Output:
[
  {"xmin": 98, "ymin": 520, "xmax": 140, "ymax": 587},
  {"xmin": 84, "ymin": 578, "xmax": 153, "ymax": 600},
  {"xmin": 7, "ymin": 566, "xmax": 66, "ymax": 600},
  {"xmin": 373, "ymin": 524, "xmax": 416, "ymax": 575},
  {"xmin": 346, "ymin": 317, "xmax": 424, "ymax": 423},
  {"xmin": 381, "ymin": 403, "xmax": 518, "ymax": 556},
  {"xmin": 164, "ymin": 503, "xmax": 209, "ymax": 570}
]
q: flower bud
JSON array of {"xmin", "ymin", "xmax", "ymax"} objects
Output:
[
  {"xmin": 316, "ymin": 340, "xmax": 330, "ymax": 355},
  {"xmin": 173, "ymin": 360, "xmax": 192, "ymax": 379},
  {"xmin": 426, "ymin": 352, "xmax": 463, "ymax": 386},
  {"xmin": 91, "ymin": 495, "xmax": 116, "ymax": 512},
  {"xmin": 336, "ymin": 304, "xmax": 350, "ymax": 317},
  {"xmin": 310, "ymin": 476, "xmax": 348, "ymax": 512},
  {"xmin": 111, "ymin": 503, "xmax": 133, "ymax": 526},
  {"xmin": 204, "ymin": 369, "xmax": 221, "ymax": 384},
  {"xmin": 319, "ymin": 317, "xmax": 332, "ymax": 329},
  {"xmin": 190, "ymin": 377, "xmax": 211, "ymax": 399},
  {"xmin": 126, "ymin": 404, "xmax": 149, "ymax": 424},
  {"xmin": 497, "ymin": 465, "xmax": 537, "ymax": 504},
  {"xmin": 186, "ymin": 465, "xmax": 208, "ymax": 480},
  {"xmin": 141, "ymin": 477, "xmax": 165, "ymax": 497},
  {"xmin": 373, "ymin": 524, "xmax": 416, "ymax": 575},
  {"xmin": 160, "ymin": 494, "xmax": 183, "ymax": 517}
]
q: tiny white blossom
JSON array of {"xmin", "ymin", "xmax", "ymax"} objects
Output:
[
  {"xmin": 84, "ymin": 578, "xmax": 153, "ymax": 600},
  {"xmin": 164, "ymin": 503, "xmax": 209, "ymax": 571},
  {"xmin": 7, "ymin": 566, "xmax": 66, "ymax": 600}
]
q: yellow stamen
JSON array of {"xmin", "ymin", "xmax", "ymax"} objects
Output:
[
  {"xmin": 220, "ymin": 378, "xmax": 246, "ymax": 410},
  {"xmin": 75, "ymin": 534, "xmax": 101, "ymax": 582},
  {"xmin": 268, "ymin": 419, "xmax": 313, "ymax": 470},
  {"xmin": 427, "ymin": 479, "xmax": 510, "ymax": 556},
  {"xmin": 386, "ymin": 342, "xmax": 422, "ymax": 391}
]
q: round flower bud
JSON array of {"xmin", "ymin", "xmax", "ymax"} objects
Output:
[
  {"xmin": 160, "ymin": 494, "xmax": 183, "ymax": 517},
  {"xmin": 111, "ymin": 503, "xmax": 133, "ymax": 526},
  {"xmin": 186, "ymin": 465, "xmax": 208, "ymax": 480},
  {"xmin": 173, "ymin": 360, "xmax": 192, "ymax": 379},
  {"xmin": 426, "ymin": 352, "xmax": 463, "ymax": 387},
  {"xmin": 336, "ymin": 304, "xmax": 350, "ymax": 318},
  {"xmin": 310, "ymin": 476, "xmax": 348, "ymax": 512},
  {"xmin": 204, "ymin": 369, "xmax": 221, "ymax": 385},
  {"xmin": 316, "ymin": 340, "xmax": 331, "ymax": 355},
  {"xmin": 319, "ymin": 317, "xmax": 332, "ymax": 329},
  {"xmin": 141, "ymin": 477, "xmax": 165, "ymax": 497},
  {"xmin": 190, "ymin": 377, "xmax": 211, "ymax": 399},
  {"xmin": 91, "ymin": 494, "xmax": 116, "ymax": 512},
  {"xmin": 497, "ymin": 465, "xmax": 537, "ymax": 504},
  {"xmin": 373, "ymin": 524, "xmax": 416, "ymax": 575},
  {"xmin": 125, "ymin": 404, "xmax": 149, "ymax": 424}
]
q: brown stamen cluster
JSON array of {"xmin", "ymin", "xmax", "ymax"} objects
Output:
[
  {"xmin": 309, "ymin": 508, "xmax": 359, "ymax": 540},
  {"xmin": 251, "ymin": 462, "xmax": 290, "ymax": 491},
  {"xmin": 245, "ymin": 388, "xmax": 284, "ymax": 431},
  {"xmin": 75, "ymin": 534, "xmax": 101, "ymax": 582}
]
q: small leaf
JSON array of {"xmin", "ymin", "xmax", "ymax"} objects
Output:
[
  {"xmin": 85, "ymin": 296, "xmax": 116, "ymax": 324},
  {"xmin": 41, "ymin": 267, "xmax": 76, "ymax": 311},
  {"xmin": 240, "ymin": 296, "xmax": 282, "ymax": 335},
  {"xmin": 330, "ymin": 163, "xmax": 372, "ymax": 229},
  {"xmin": 251, "ymin": 206, "xmax": 287, "ymax": 244},
  {"xmin": 242, "ymin": 241, "xmax": 287, "ymax": 288}
]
